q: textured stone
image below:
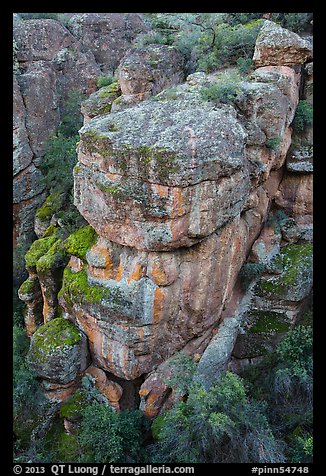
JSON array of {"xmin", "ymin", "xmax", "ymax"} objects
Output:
[
  {"xmin": 81, "ymin": 83, "xmax": 121, "ymax": 123},
  {"xmin": 28, "ymin": 318, "xmax": 89, "ymax": 385},
  {"xmin": 67, "ymin": 13, "xmax": 149, "ymax": 73},
  {"xmin": 275, "ymin": 173, "xmax": 313, "ymax": 216},
  {"xmin": 59, "ymin": 212, "xmax": 265, "ymax": 380},
  {"xmin": 75, "ymin": 86, "xmax": 249, "ymax": 250},
  {"xmin": 13, "ymin": 75, "xmax": 33, "ymax": 176},
  {"xmin": 253, "ymin": 20, "xmax": 313, "ymax": 67},
  {"xmin": 286, "ymin": 146, "xmax": 313, "ymax": 173},
  {"xmin": 85, "ymin": 365, "xmax": 123, "ymax": 411},
  {"xmin": 117, "ymin": 45, "xmax": 185, "ymax": 103}
]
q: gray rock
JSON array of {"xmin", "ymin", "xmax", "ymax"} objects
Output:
[
  {"xmin": 28, "ymin": 318, "xmax": 89, "ymax": 385},
  {"xmin": 253, "ymin": 20, "xmax": 313, "ymax": 66},
  {"xmin": 286, "ymin": 146, "xmax": 313, "ymax": 173}
]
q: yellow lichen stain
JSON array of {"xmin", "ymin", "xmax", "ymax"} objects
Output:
[
  {"xmin": 173, "ymin": 188, "xmax": 185, "ymax": 216},
  {"xmin": 146, "ymin": 393, "xmax": 161, "ymax": 405},
  {"xmin": 127, "ymin": 263, "xmax": 143, "ymax": 283},
  {"xmin": 106, "ymin": 172, "xmax": 121, "ymax": 181},
  {"xmin": 139, "ymin": 388, "xmax": 150, "ymax": 398},
  {"xmin": 115, "ymin": 262, "xmax": 124, "ymax": 281},
  {"xmin": 153, "ymin": 287, "xmax": 165, "ymax": 324},
  {"xmin": 152, "ymin": 183, "xmax": 169, "ymax": 198},
  {"xmin": 143, "ymin": 404, "xmax": 159, "ymax": 418},
  {"xmin": 150, "ymin": 259, "xmax": 167, "ymax": 285},
  {"xmin": 88, "ymin": 265, "xmax": 115, "ymax": 280}
]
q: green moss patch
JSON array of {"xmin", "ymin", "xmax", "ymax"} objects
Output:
[
  {"xmin": 97, "ymin": 82, "xmax": 121, "ymax": 98},
  {"xmin": 249, "ymin": 310, "xmax": 290, "ymax": 334},
  {"xmin": 36, "ymin": 239, "xmax": 69, "ymax": 274},
  {"xmin": 59, "ymin": 389, "xmax": 88, "ymax": 419},
  {"xmin": 59, "ymin": 267, "xmax": 126, "ymax": 309},
  {"xmin": 31, "ymin": 318, "xmax": 81, "ymax": 363},
  {"xmin": 35, "ymin": 193, "xmax": 64, "ymax": 222},
  {"xmin": 42, "ymin": 224, "xmax": 61, "ymax": 238},
  {"xmin": 151, "ymin": 415, "xmax": 165, "ymax": 440},
  {"xmin": 63, "ymin": 225, "xmax": 98, "ymax": 261},
  {"xmin": 25, "ymin": 236, "xmax": 58, "ymax": 269},
  {"xmin": 18, "ymin": 277, "xmax": 36, "ymax": 296},
  {"xmin": 256, "ymin": 244, "xmax": 313, "ymax": 296}
]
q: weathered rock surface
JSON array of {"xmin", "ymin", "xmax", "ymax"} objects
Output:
[
  {"xmin": 28, "ymin": 318, "xmax": 89, "ymax": 385},
  {"xmin": 76, "ymin": 87, "xmax": 250, "ymax": 250},
  {"xmin": 117, "ymin": 45, "xmax": 185, "ymax": 104},
  {"xmin": 275, "ymin": 173, "xmax": 313, "ymax": 216},
  {"xmin": 67, "ymin": 13, "xmax": 149, "ymax": 73},
  {"xmin": 253, "ymin": 20, "xmax": 313, "ymax": 67},
  {"xmin": 18, "ymin": 18, "xmax": 313, "ymax": 415},
  {"xmin": 286, "ymin": 145, "xmax": 313, "ymax": 173},
  {"xmin": 81, "ymin": 82, "xmax": 121, "ymax": 123},
  {"xmin": 233, "ymin": 243, "xmax": 313, "ymax": 359}
]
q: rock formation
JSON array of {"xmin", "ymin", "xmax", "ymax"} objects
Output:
[
  {"xmin": 13, "ymin": 14, "xmax": 149, "ymax": 278},
  {"xmin": 17, "ymin": 19, "xmax": 313, "ymax": 419}
]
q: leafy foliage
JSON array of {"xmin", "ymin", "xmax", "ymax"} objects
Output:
[
  {"xmin": 152, "ymin": 372, "xmax": 284, "ymax": 463},
  {"xmin": 78, "ymin": 403, "xmax": 143, "ymax": 463},
  {"xmin": 96, "ymin": 74, "xmax": 115, "ymax": 89},
  {"xmin": 13, "ymin": 325, "xmax": 51, "ymax": 456},
  {"xmin": 165, "ymin": 353, "xmax": 197, "ymax": 396},
  {"xmin": 200, "ymin": 72, "xmax": 242, "ymax": 104},
  {"xmin": 292, "ymin": 100, "xmax": 313, "ymax": 133},
  {"xmin": 270, "ymin": 13, "xmax": 313, "ymax": 33},
  {"xmin": 139, "ymin": 14, "xmax": 263, "ymax": 74},
  {"xmin": 242, "ymin": 324, "xmax": 313, "ymax": 462}
]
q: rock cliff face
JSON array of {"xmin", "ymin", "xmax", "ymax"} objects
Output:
[
  {"xmin": 18, "ymin": 19, "xmax": 313, "ymax": 418},
  {"xmin": 13, "ymin": 14, "xmax": 149, "ymax": 277}
]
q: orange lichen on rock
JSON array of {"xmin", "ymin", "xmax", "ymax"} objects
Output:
[
  {"xmin": 127, "ymin": 263, "xmax": 143, "ymax": 283},
  {"xmin": 153, "ymin": 287, "xmax": 166, "ymax": 324}
]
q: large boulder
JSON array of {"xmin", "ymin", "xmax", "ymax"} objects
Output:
[
  {"xmin": 253, "ymin": 20, "xmax": 313, "ymax": 67},
  {"xmin": 116, "ymin": 44, "xmax": 185, "ymax": 105},
  {"xmin": 28, "ymin": 318, "xmax": 89, "ymax": 385},
  {"xmin": 75, "ymin": 83, "xmax": 249, "ymax": 251}
]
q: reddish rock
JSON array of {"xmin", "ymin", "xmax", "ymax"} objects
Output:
[
  {"xmin": 85, "ymin": 365, "xmax": 123, "ymax": 411},
  {"xmin": 275, "ymin": 173, "xmax": 313, "ymax": 216},
  {"xmin": 117, "ymin": 45, "xmax": 185, "ymax": 104},
  {"xmin": 67, "ymin": 13, "xmax": 149, "ymax": 73},
  {"xmin": 253, "ymin": 20, "xmax": 313, "ymax": 67}
]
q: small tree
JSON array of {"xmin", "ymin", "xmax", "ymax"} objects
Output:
[
  {"xmin": 153, "ymin": 372, "xmax": 284, "ymax": 463},
  {"xmin": 78, "ymin": 403, "xmax": 144, "ymax": 463}
]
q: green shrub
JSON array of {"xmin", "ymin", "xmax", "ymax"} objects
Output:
[
  {"xmin": 292, "ymin": 100, "xmax": 313, "ymax": 133},
  {"xmin": 96, "ymin": 75, "xmax": 115, "ymax": 89},
  {"xmin": 290, "ymin": 434, "xmax": 313, "ymax": 463},
  {"xmin": 271, "ymin": 13, "xmax": 313, "ymax": 33},
  {"xmin": 78, "ymin": 403, "xmax": 143, "ymax": 463},
  {"xmin": 165, "ymin": 353, "xmax": 197, "ymax": 396},
  {"xmin": 266, "ymin": 137, "xmax": 282, "ymax": 150},
  {"xmin": 153, "ymin": 372, "xmax": 283, "ymax": 463},
  {"xmin": 40, "ymin": 133, "xmax": 79, "ymax": 193},
  {"xmin": 236, "ymin": 57, "xmax": 254, "ymax": 74},
  {"xmin": 13, "ymin": 325, "xmax": 50, "ymax": 452},
  {"xmin": 241, "ymin": 323, "xmax": 313, "ymax": 462},
  {"xmin": 58, "ymin": 90, "xmax": 84, "ymax": 137},
  {"xmin": 200, "ymin": 72, "xmax": 242, "ymax": 104}
]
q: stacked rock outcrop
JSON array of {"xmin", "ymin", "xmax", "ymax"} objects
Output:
[{"xmin": 20, "ymin": 20, "xmax": 313, "ymax": 418}]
